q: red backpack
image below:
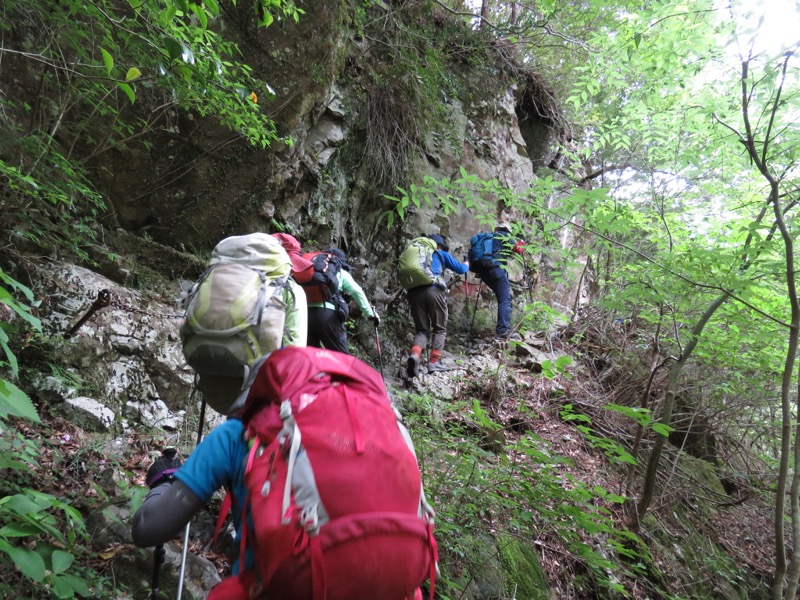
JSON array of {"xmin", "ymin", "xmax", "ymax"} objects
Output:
[
  {"xmin": 209, "ymin": 346, "xmax": 438, "ymax": 600},
  {"xmin": 299, "ymin": 251, "xmax": 342, "ymax": 303}
]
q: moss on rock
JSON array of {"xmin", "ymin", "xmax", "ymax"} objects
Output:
[{"xmin": 497, "ymin": 534, "xmax": 549, "ymax": 599}]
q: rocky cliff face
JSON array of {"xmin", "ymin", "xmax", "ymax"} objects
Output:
[
  {"xmin": 82, "ymin": 2, "xmax": 557, "ymax": 258},
  {"xmin": 2, "ymin": 0, "xmax": 561, "ymax": 441}
]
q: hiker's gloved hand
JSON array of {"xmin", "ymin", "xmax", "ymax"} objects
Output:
[
  {"xmin": 145, "ymin": 448, "xmax": 182, "ymax": 489},
  {"xmin": 369, "ymin": 314, "xmax": 380, "ymax": 327}
]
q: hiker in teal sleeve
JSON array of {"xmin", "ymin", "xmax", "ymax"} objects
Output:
[
  {"xmin": 306, "ymin": 247, "xmax": 378, "ymax": 354},
  {"xmin": 131, "ymin": 418, "xmax": 253, "ymax": 572},
  {"xmin": 132, "ymin": 347, "xmax": 434, "ymax": 600}
]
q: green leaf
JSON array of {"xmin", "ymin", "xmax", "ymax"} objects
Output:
[
  {"xmin": 0, "ymin": 287, "xmax": 41, "ymax": 329},
  {"xmin": 50, "ymin": 549, "xmax": 74, "ymax": 574},
  {"xmin": 55, "ymin": 574, "xmax": 91, "ymax": 598},
  {"xmin": 471, "ymin": 399, "xmax": 500, "ymax": 430},
  {"xmin": 554, "ymin": 355, "xmax": 573, "ymax": 369},
  {"xmin": 99, "ymin": 48, "xmax": 114, "ymax": 76},
  {"xmin": 51, "ymin": 573, "xmax": 90, "ymax": 598},
  {"xmin": 4, "ymin": 546, "xmax": 46, "ymax": 582},
  {"xmin": 0, "ymin": 335, "xmax": 19, "ymax": 375},
  {"xmin": 125, "ymin": 67, "xmax": 142, "ymax": 82},
  {"xmin": 190, "ymin": 3, "xmax": 208, "ymax": 29},
  {"xmin": 652, "ymin": 422, "xmax": 674, "ymax": 437},
  {"xmin": 117, "ymin": 83, "xmax": 135, "ymax": 104},
  {"xmin": 0, "ymin": 379, "xmax": 40, "ymax": 422},
  {"xmin": 175, "ymin": 65, "xmax": 193, "ymax": 82},
  {"xmin": 1, "ymin": 493, "xmax": 46, "ymax": 515},
  {"xmin": 259, "ymin": 10, "xmax": 274, "ymax": 27},
  {"xmin": 180, "ymin": 45, "xmax": 195, "ymax": 65},
  {"xmin": 163, "ymin": 37, "xmax": 183, "ymax": 61},
  {"xmin": 0, "ymin": 523, "xmax": 40, "ymax": 537},
  {"xmin": 203, "ymin": 0, "xmax": 219, "ymax": 16}
]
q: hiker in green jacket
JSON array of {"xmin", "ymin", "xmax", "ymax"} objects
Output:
[{"xmin": 305, "ymin": 247, "xmax": 378, "ymax": 354}]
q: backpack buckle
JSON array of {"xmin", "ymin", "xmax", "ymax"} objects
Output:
[
  {"xmin": 249, "ymin": 579, "xmax": 264, "ymax": 597},
  {"xmin": 301, "ymin": 504, "xmax": 320, "ymax": 534}
]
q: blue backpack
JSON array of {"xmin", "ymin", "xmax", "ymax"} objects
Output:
[{"xmin": 468, "ymin": 232, "xmax": 498, "ymax": 273}]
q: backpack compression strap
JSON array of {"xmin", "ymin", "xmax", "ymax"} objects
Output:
[{"xmin": 276, "ymin": 399, "xmax": 303, "ymax": 525}]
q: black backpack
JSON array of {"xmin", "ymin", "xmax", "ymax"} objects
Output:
[{"xmin": 300, "ymin": 251, "xmax": 350, "ymax": 320}]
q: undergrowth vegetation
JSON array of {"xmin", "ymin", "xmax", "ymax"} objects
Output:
[
  {"xmin": 399, "ymin": 378, "xmax": 655, "ymax": 599},
  {"xmin": 0, "ymin": 270, "xmax": 115, "ymax": 597}
]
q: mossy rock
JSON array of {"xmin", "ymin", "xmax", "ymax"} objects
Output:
[
  {"xmin": 642, "ymin": 509, "xmax": 769, "ymax": 600},
  {"xmin": 497, "ymin": 534, "xmax": 549, "ymax": 599},
  {"xmin": 437, "ymin": 533, "xmax": 548, "ymax": 600}
]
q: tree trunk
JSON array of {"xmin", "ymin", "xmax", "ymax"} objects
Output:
[
  {"xmin": 637, "ymin": 293, "xmax": 728, "ymax": 519},
  {"xmin": 733, "ymin": 53, "xmax": 799, "ymax": 600},
  {"xmin": 480, "ymin": 0, "xmax": 490, "ymax": 29}
]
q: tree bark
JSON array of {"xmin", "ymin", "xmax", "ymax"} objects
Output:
[
  {"xmin": 480, "ymin": 0, "xmax": 490, "ymax": 29},
  {"xmin": 637, "ymin": 293, "xmax": 728, "ymax": 519}
]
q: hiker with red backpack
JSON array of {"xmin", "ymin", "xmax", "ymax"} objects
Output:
[
  {"xmin": 302, "ymin": 247, "xmax": 379, "ymax": 354},
  {"xmin": 132, "ymin": 346, "xmax": 438, "ymax": 600},
  {"xmin": 398, "ymin": 234, "xmax": 469, "ymax": 378},
  {"xmin": 468, "ymin": 221, "xmax": 524, "ymax": 341}
]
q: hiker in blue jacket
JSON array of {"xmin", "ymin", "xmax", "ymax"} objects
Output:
[
  {"xmin": 475, "ymin": 221, "xmax": 524, "ymax": 340},
  {"xmin": 406, "ymin": 234, "xmax": 469, "ymax": 377}
]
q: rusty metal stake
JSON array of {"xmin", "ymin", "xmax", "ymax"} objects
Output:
[{"xmin": 64, "ymin": 289, "xmax": 112, "ymax": 339}]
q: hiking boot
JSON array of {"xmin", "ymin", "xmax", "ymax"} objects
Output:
[
  {"xmin": 406, "ymin": 354, "xmax": 420, "ymax": 378},
  {"xmin": 496, "ymin": 332, "xmax": 522, "ymax": 343},
  {"xmin": 427, "ymin": 361, "xmax": 453, "ymax": 374}
]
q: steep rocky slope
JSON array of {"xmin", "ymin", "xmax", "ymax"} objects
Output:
[{"xmin": 0, "ymin": 1, "xmax": 774, "ymax": 598}]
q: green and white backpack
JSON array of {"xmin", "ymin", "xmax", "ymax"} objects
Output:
[
  {"xmin": 398, "ymin": 237, "xmax": 443, "ymax": 290},
  {"xmin": 179, "ymin": 233, "xmax": 294, "ymax": 414}
]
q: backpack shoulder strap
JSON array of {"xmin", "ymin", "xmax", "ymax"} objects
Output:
[{"xmin": 212, "ymin": 488, "xmax": 234, "ymax": 547}]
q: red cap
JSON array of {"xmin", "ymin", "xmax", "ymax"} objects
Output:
[{"xmin": 271, "ymin": 233, "xmax": 313, "ymax": 273}]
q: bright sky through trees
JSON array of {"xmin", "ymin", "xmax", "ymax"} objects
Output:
[{"xmin": 731, "ymin": 0, "xmax": 800, "ymax": 56}]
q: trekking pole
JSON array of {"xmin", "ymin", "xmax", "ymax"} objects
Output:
[
  {"xmin": 151, "ymin": 544, "xmax": 165, "ymax": 600},
  {"xmin": 469, "ymin": 279, "xmax": 483, "ymax": 345},
  {"xmin": 374, "ymin": 324, "xmax": 385, "ymax": 381},
  {"xmin": 522, "ymin": 254, "xmax": 534, "ymax": 303},
  {"xmin": 176, "ymin": 396, "xmax": 207, "ymax": 600}
]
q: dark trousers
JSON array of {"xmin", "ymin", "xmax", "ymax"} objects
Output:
[
  {"xmin": 307, "ymin": 307, "xmax": 349, "ymax": 354},
  {"xmin": 407, "ymin": 284, "xmax": 448, "ymax": 351},
  {"xmin": 482, "ymin": 266, "xmax": 511, "ymax": 336}
]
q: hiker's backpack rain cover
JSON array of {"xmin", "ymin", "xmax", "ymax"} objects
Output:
[
  {"xmin": 208, "ymin": 346, "xmax": 438, "ymax": 600},
  {"xmin": 179, "ymin": 233, "xmax": 293, "ymax": 414},
  {"xmin": 398, "ymin": 237, "xmax": 442, "ymax": 290}
]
